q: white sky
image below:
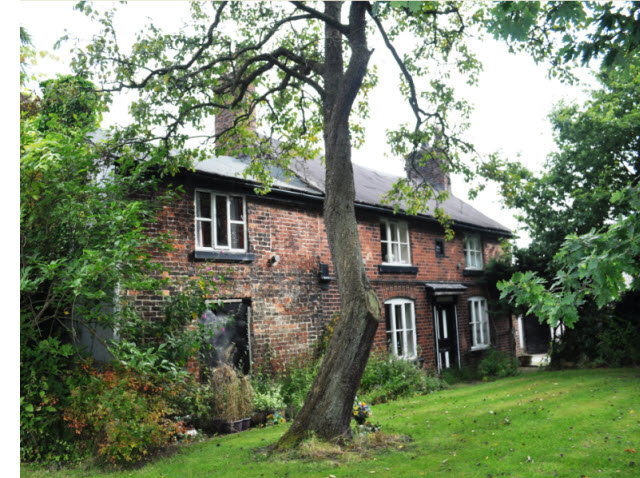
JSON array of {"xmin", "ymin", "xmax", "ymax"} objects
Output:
[{"xmin": 19, "ymin": 1, "xmax": 597, "ymax": 247}]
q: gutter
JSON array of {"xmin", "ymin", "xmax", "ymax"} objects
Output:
[{"xmin": 184, "ymin": 170, "xmax": 513, "ymax": 238}]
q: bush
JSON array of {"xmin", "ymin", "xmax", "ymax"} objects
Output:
[
  {"xmin": 359, "ymin": 352, "xmax": 447, "ymax": 404},
  {"xmin": 277, "ymin": 354, "xmax": 319, "ymax": 416},
  {"xmin": 441, "ymin": 365, "xmax": 480, "ymax": 384},
  {"xmin": 63, "ymin": 363, "xmax": 186, "ymax": 466},
  {"xmin": 20, "ymin": 332, "xmax": 82, "ymax": 464},
  {"xmin": 252, "ymin": 383, "xmax": 286, "ymax": 412},
  {"xmin": 478, "ymin": 348, "xmax": 519, "ymax": 379},
  {"xmin": 550, "ymin": 296, "xmax": 640, "ymax": 368}
]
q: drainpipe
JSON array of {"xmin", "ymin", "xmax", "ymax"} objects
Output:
[{"xmin": 247, "ymin": 306, "xmax": 253, "ymax": 370}]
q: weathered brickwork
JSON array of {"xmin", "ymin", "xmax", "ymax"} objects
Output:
[{"xmin": 128, "ymin": 174, "xmax": 514, "ymax": 374}]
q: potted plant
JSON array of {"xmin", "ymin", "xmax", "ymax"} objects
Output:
[
  {"xmin": 209, "ymin": 364, "xmax": 248, "ymax": 433},
  {"xmin": 251, "ymin": 383, "xmax": 286, "ymax": 426},
  {"xmin": 238, "ymin": 374, "xmax": 254, "ymax": 430}
]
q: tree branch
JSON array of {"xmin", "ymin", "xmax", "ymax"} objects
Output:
[
  {"xmin": 290, "ymin": 1, "xmax": 351, "ymax": 35},
  {"xmin": 367, "ymin": 8, "xmax": 424, "ymax": 132}
]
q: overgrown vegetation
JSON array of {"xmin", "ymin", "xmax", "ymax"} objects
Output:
[
  {"xmin": 440, "ymin": 348, "xmax": 519, "ymax": 384},
  {"xmin": 477, "ymin": 348, "xmax": 519, "ymax": 379},
  {"xmin": 19, "ymin": 59, "xmax": 225, "ymax": 465},
  {"xmin": 359, "ymin": 351, "xmax": 448, "ymax": 404},
  {"xmin": 63, "ymin": 363, "xmax": 189, "ymax": 465},
  {"xmin": 22, "ymin": 369, "xmax": 640, "ymax": 478}
]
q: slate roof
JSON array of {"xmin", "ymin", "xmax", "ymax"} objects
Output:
[
  {"xmin": 193, "ymin": 155, "xmax": 510, "ymax": 235},
  {"xmin": 195, "ymin": 155, "xmax": 321, "ymax": 195},
  {"xmin": 288, "ymin": 157, "xmax": 510, "ymax": 235},
  {"xmin": 424, "ymin": 282, "xmax": 468, "ymax": 296}
]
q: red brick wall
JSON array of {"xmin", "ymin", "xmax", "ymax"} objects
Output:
[{"xmin": 128, "ymin": 178, "xmax": 514, "ymax": 372}]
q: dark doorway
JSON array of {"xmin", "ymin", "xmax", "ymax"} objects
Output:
[
  {"xmin": 200, "ymin": 299, "xmax": 251, "ymax": 375},
  {"xmin": 522, "ymin": 315, "xmax": 551, "ymax": 354},
  {"xmin": 435, "ymin": 301, "xmax": 459, "ymax": 371}
]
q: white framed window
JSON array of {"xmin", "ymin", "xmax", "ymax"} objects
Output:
[
  {"xmin": 469, "ymin": 297, "xmax": 490, "ymax": 350},
  {"xmin": 464, "ymin": 234, "xmax": 483, "ymax": 269},
  {"xmin": 380, "ymin": 220, "xmax": 411, "ymax": 265},
  {"xmin": 384, "ymin": 298, "xmax": 417, "ymax": 359},
  {"xmin": 195, "ymin": 190, "xmax": 247, "ymax": 251}
]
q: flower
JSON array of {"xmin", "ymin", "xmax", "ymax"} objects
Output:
[
  {"xmin": 268, "ymin": 411, "xmax": 286, "ymax": 425},
  {"xmin": 352, "ymin": 397, "xmax": 372, "ymax": 425}
]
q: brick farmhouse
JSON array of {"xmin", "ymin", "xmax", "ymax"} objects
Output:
[{"xmin": 127, "ymin": 128, "xmax": 515, "ymax": 374}]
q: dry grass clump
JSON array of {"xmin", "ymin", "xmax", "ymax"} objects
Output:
[
  {"xmin": 209, "ymin": 364, "xmax": 254, "ymax": 421},
  {"xmin": 284, "ymin": 430, "xmax": 412, "ymax": 465},
  {"xmin": 350, "ymin": 430, "xmax": 411, "ymax": 452}
]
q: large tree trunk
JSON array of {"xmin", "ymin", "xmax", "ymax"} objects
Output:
[{"xmin": 276, "ymin": 2, "xmax": 381, "ymax": 449}]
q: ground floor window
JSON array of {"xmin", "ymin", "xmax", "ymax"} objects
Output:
[
  {"xmin": 384, "ymin": 298, "xmax": 417, "ymax": 359},
  {"xmin": 469, "ymin": 297, "xmax": 490, "ymax": 350}
]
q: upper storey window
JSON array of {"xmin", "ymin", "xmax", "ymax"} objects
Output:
[
  {"xmin": 464, "ymin": 234, "xmax": 483, "ymax": 269},
  {"xmin": 195, "ymin": 190, "xmax": 247, "ymax": 251},
  {"xmin": 380, "ymin": 220, "xmax": 411, "ymax": 265}
]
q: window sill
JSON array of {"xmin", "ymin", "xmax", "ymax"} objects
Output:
[
  {"xmin": 470, "ymin": 345, "xmax": 490, "ymax": 352},
  {"xmin": 378, "ymin": 264, "xmax": 419, "ymax": 274},
  {"xmin": 463, "ymin": 268, "xmax": 484, "ymax": 277},
  {"xmin": 390, "ymin": 353, "xmax": 418, "ymax": 361},
  {"xmin": 194, "ymin": 250, "xmax": 255, "ymax": 263}
]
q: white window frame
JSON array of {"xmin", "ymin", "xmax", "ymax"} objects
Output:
[
  {"xmin": 380, "ymin": 219, "xmax": 411, "ymax": 265},
  {"xmin": 469, "ymin": 297, "xmax": 490, "ymax": 350},
  {"xmin": 464, "ymin": 234, "xmax": 483, "ymax": 269},
  {"xmin": 384, "ymin": 298, "xmax": 418, "ymax": 360},
  {"xmin": 194, "ymin": 190, "xmax": 247, "ymax": 252}
]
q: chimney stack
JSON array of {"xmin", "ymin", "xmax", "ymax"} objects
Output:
[
  {"xmin": 404, "ymin": 140, "xmax": 451, "ymax": 193},
  {"xmin": 215, "ymin": 83, "xmax": 257, "ymax": 139}
]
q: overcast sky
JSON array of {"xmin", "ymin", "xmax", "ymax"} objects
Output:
[{"xmin": 19, "ymin": 1, "xmax": 597, "ymax": 247}]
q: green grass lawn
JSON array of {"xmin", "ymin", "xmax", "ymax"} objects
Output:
[{"xmin": 22, "ymin": 368, "xmax": 640, "ymax": 477}]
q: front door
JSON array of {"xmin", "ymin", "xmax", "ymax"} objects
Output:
[{"xmin": 435, "ymin": 302, "xmax": 459, "ymax": 371}]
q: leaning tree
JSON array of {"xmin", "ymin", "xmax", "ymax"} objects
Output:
[{"xmin": 70, "ymin": 0, "xmax": 484, "ymax": 447}]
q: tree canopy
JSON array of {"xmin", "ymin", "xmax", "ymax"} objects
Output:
[
  {"xmin": 487, "ymin": 1, "xmax": 640, "ymax": 78},
  {"xmin": 482, "ymin": 7, "xmax": 639, "ymax": 359}
]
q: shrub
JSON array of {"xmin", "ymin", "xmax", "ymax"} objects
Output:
[
  {"xmin": 441, "ymin": 365, "xmax": 480, "ymax": 384},
  {"xmin": 63, "ymin": 363, "xmax": 185, "ymax": 466},
  {"xmin": 550, "ymin": 297, "xmax": 640, "ymax": 368},
  {"xmin": 20, "ymin": 332, "xmax": 82, "ymax": 464},
  {"xmin": 478, "ymin": 348, "xmax": 519, "ymax": 379},
  {"xmin": 277, "ymin": 354, "xmax": 319, "ymax": 416},
  {"xmin": 252, "ymin": 383, "xmax": 286, "ymax": 412},
  {"xmin": 359, "ymin": 351, "xmax": 447, "ymax": 404}
]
